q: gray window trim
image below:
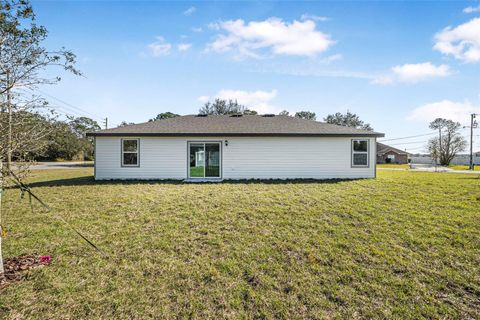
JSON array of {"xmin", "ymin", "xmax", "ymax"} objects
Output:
[
  {"xmin": 351, "ymin": 139, "xmax": 370, "ymax": 168},
  {"xmin": 121, "ymin": 138, "xmax": 140, "ymax": 167}
]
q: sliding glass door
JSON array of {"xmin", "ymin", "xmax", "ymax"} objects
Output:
[{"xmin": 188, "ymin": 142, "xmax": 221, "ymax": 178}]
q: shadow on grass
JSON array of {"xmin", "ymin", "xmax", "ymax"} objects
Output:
[
  {"xmin": 454, "ymin": 176, "xmax": 480, "ymax": 180},
  {"xmin": 58, "ymin": 163, "xmax": 94, "ymax": 168},
  {"xmin": 33, "ymin": 163, "xmax": 94, "ymax": 168},
  {"xmin": 17, "ymin": 175, "xmax": 355, "ymax": 188}
]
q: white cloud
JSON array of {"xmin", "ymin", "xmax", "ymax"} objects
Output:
[
  {"xmin": 463, "ymin": 5, "xmax": 480, "ymax": 13},
  {"xmin": 198, "ymin": 89, "xmax": 280, "ymax": 113},
  {"xmin": 300, "ymin": 14, "xmax": 329, "ymax": 22},
  {"xmin": 183, "ymin": 7, "xmax": 196, "ymax": 16},
  {"xmin": 207, "ymin": 22, "xmax": 221, "ymax": 31},
  {"xmin": 178, "ymin": 43, "xmax": 192, "ymax": 51},
  {"xmin": 320, "ymin": 53, "xmax": 343, "ymax": 64},
  {"xmin": 147, "ymin": 37, "xmax": 172, "ymax": 57},
  {"xmin": 371, "ymin": 75, "xmax": 394, "ymax": 85},
  {"xmin": 197, "ymin": 96, "xmax": 209, "ymax": 103},
  {"xmin": 407, "ymin": 100, "xmax": 480, "ymax": 124},
  {"xmin": 206, "ymin": 17, "xmax": 334, "ymax": 58},
  {"xmin": 434, "ymin": 17, "xmax": 480, "ymax": 63},
  {"xmin": 192, "ymin": 27, "xmax": 203, "ymax": 33},
  {"xmin": 373, "ymin": 62, "xmax": 451, "ymax": 84},
  {"xmin": 392, "ymin": 62, "xmax": 451, "ymax": 82}
]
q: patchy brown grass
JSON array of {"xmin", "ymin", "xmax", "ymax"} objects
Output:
[{"xmin": 0, "ymin": 169, "xmax": 479, "ymax": 319}]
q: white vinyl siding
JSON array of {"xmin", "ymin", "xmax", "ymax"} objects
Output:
[{"xmin": 94, "ymin": 136, "xmax": 376, "ymax": 180}]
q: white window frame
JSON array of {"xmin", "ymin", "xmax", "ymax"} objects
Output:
[
  {"xmin": 351, "ymin": 139, "xmax": 369, "ymax": 168},
  {"xmin": 121, "ymin": 138, "xmax": 140, "ymax": 167}
]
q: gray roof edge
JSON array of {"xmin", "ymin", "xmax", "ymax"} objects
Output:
[
  {"xmin": 87, "ymin": 132, "xmax": 385, "ymax": 137},
  {"xmin": 377, "ymin": 142, "xmax": 411, "ymax": 155}
]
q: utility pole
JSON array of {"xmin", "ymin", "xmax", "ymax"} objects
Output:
[
  {"xmin": 103, "ymin": 117, "xmax": 108, "ymax": 129},
  {"xmin": 470, "ymin": 113, "xmax": 478, "ymax": 170}
]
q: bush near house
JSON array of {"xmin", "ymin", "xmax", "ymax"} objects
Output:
[{"xmin": 0, "ymin": 169, "xmax": 479, "ymax": 319}]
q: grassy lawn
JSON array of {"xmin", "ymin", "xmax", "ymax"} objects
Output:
[
  {"xmin": 0, "ymin": 169, "xmax": 479, "ymax": 319},
  {"xmin": 377, "ymin": 164, "xmax": 410, "ymax": 169},
  {"xmin": 449, "ymin": 165, "xmax": 480, "ymax": 171},
  {"xmin": 190, "ymin": 165, "xmax": 204, "ymax": 177}
]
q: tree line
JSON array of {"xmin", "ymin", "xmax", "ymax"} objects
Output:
[
  {"xmin": 145, "ymin": 99, "xmax": 373, "ymax": 131},
  {"xmin": 1, "ymin": 0, "xmax": 82, "ymax": 168},
  {"xmin": 145, "ymin": 100, "xmax": 467, "ymax": 166},
  {"xmin": 0, "ymin": 112, "xmax": 100, "ymax": 161}
]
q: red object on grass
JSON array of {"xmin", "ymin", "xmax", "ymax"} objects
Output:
[{"xmin": 39, "ymin": 256, "xmax": 52, "ymax": 264}]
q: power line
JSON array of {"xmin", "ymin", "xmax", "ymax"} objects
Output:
[
  {"xmin": 48, "ymin": 104, "xmax": 90, "ymax": 118},
  {"xmin": 18, "ymin": 87, "xmax": 105, "ymax": 122},
  {"xmin": 378, "ymin": 132, "xmax": 436, "ymax": 142},
  {"xmin": 35, "ymin": 89, "xmax": 105, "ymax": 120},
  {"xmin": 388, "ymin": 140, "xmax": 429, "ymax": 146}
]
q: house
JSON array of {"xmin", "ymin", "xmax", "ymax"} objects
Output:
[
  {"xmin": 376, "ymin": 142, "xmax": 410, "ymax": 164},
  {"xmin": 87, "ymin": 114, "xmax": 384, "ymax": 180}
]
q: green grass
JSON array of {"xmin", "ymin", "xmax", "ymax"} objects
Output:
[
  {"xmin": 1, "ymin": 169, "xmax": 479, "ymax": 319},
  {"xmin": 377, "ymin": 164, "xmax": 410, "ymax": 169},
  {"xmin": 448, "ymin": 165, "xmax": 480, "ymax": 171},
  {"xmin": 190, "ymin": 166, "xmax": 204, "ymax": 177}
]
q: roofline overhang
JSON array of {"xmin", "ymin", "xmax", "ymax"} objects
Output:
[{"xmin": 87, "ymin": 132, "xmax": 385, "ymax": 138}]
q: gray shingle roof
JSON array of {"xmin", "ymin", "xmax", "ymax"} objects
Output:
[
  {"xmin": 377, "ymin": 142, "xmax": 410, "ymax": 155},
  {"xmin": 87, "ymin": 115, "xmax": 384, "ymax": 137}
]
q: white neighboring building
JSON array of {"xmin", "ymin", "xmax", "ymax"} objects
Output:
[
  {"xmin": 411, "ymin": 153, "xmax": 480, "ymax": 165},
  {"xmin": 87, "ymin": 114, "xmax": 384, "ymax": 180}
]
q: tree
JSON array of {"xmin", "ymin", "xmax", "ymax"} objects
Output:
[
  {"xmin": 0, "ymin": 0, "xmax": 80, "ymax": 270},
  {"xmin": 44, "ymin": 120, "xmax": 82, "ymax": 160},
  {"xmin": 427, "ymin": 118, "xmax": 467, "ymax": 166},
  {"xmin": 199, "ymin": 99, "xmax": 246, "ymax": 115},
  {"xmin": 323, "ymin": 111, "xmax": 373, "ymax": 130},
  {"xmin": 149, "ymin": 112, "xmax": 179, "ymax": 122},
  {"xmin": 0, "ymin": 0, "xmax": 80, "ymax": 169},
  {"xmin": 39, "ymin": 116, "xmax": 100, "ymax": 161},
  {"xmin": 279, "ymin": 110, "xmax": 290, "ymax": 116},
  {"xmin": 243, "ymin": 109, "xmax": 257, "ymax": 115},
  {"xmin": 429, "ymin": 118, "xmax": 445, "ymax": 162},
  {"xmin": 118, "ymin": 121, "xmax": 135, "ymax": 127},
  {"xmin": 0, "ymin": 105, "xmax": 54, "ymax": 162},
  {"xmin": 295, "ymin": 111, "xmax": 316, "ymax": 120},
  {"xmin": 68, "ymin": 116, "xmax": 100, "ymax": 160}
]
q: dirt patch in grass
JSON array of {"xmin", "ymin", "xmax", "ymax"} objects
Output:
[{"xmin": 1, "ymin": 255, "xmax": 52, "ymax": 290}]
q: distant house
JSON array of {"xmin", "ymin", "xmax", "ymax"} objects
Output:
[
  {"xmin": 376, "ymin": 142, "xmax": 410, "ymax": 164},
  {"xmin": 87, "ymin": 114, "xmax": 384, "ymax": 180}
]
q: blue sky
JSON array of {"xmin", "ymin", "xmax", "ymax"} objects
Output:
[{"xmin": 32, "ymin": 0, "xmax": 480, "ymax": 152}]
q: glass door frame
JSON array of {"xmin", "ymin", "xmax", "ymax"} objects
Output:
[{"xmin": 187, "ymin": 141, "xmax": 222, "ymax": 179}]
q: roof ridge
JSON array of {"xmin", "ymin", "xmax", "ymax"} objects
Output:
[{"xmin": 87, "ymin": 114, "xmax": 384, "ymax": 137}]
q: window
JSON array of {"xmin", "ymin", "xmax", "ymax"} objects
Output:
[
  {"xmin": 352, "ymin": 139, "xmax": 369, "ymax": 167},
  {"xmin": 385, "ymin": 154, "xmax": 395, "ymax": 164},
  {"xmin": 122, "ymin": 139, "xmax": 139, "ymax": 166}
]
